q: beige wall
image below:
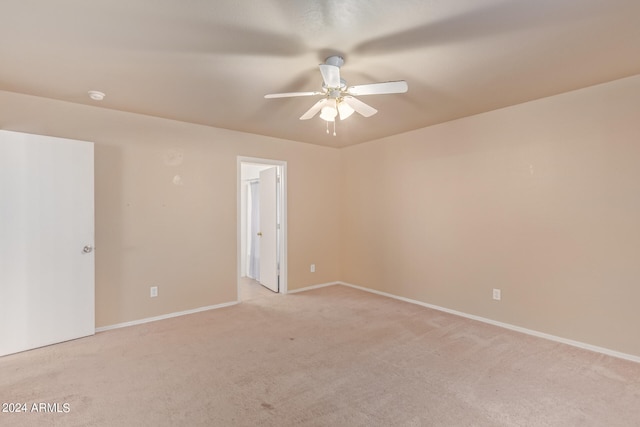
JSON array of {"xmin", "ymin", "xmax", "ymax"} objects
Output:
[
  {"xmin": 0, "ymin": 91, "xmax": 342, "ymax": 327},
  {"xmin": 2, "ymin": 74, "xmax": 639, "ymax": 357},
  {"xmin": 341, "ymin": 75, "xmax": 640, "ymax": 357}
]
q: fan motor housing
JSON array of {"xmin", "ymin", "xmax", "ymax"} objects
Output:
[{"xmin": 323, "ymin": 78, "xmax": 348, "ymax": 92}]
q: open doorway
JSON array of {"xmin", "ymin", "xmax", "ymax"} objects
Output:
[{"xmin": 237, "ymin": 157, "xmax": 287, "ymax": 301}]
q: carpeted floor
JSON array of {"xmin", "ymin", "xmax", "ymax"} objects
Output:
[
  {"xmin": 238, "ymin": 276, "xmax": 277, "ymax": 301},
  {"xmin": 1, "ymin": 285, "xmax": 639, "ymax": 426}
]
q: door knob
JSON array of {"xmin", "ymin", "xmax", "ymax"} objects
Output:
[
  {"xmin": 257, "ymin": 232, "xmax": 263, "ymax": 237},
  {"xmin": 83, "ymin": 245, "xmax": 94, "ymax": 254}
]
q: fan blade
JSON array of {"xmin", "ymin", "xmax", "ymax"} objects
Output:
[
  {"xmin": 319, "ymin": 64, "xmax": 341, "ymax": 88},
  {"xmin": 265, "ymin": 91, "xmax": 322, "ymax": 99},
  {"xmin": 347, "ymin": 81, "xmax": 408, "ymax": 96},
  {"xmin": 337, "ymin": 100, "xmax": 355, "ymax": 121},
  {"xmin": 299, "ymin": 99, "xmax": 329, "ymax": 120},
  {"xmin": 342, "ymin": 96, "xmax": 377, "ymax": 117}
]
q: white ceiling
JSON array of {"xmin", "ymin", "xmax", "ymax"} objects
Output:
[{"xmin": 1, "ymin": 0, "xmax": 639, "ymax": 148}]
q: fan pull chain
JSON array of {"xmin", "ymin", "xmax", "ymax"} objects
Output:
[{"xmin": 324, "ymin": 120, "xmax": 337, "ymax": 136}]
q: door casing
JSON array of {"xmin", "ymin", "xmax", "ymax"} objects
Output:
[{"xmin": 237, "ymin": 156, "xmax": 287, "ymax": 299}]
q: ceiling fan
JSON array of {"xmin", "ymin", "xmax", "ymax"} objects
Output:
[{"xmin": 264, "ymin": 56, "xmax": 408, "ymax": 133}]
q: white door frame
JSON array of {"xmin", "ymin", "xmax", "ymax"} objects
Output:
[{"xmin": 237, "ymin": 156, "xmax": 287, "ymax": 300}]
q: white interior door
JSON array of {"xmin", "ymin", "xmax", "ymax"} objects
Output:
[
  {"xmin": 259, "ymin": 167, "xmax": 278, "ymax": 292},
  {"xmin": 0, "ymin": 130, "xmax": 95, "ymax": 357}
]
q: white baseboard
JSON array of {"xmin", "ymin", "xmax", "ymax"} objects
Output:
[
  {"xmin": 95, "ymin": 281, "xmax": 640, "ymax": 364},
  {"xmin": 95, "ymin": 301, "xmax": 238, "ymax": 333},
  {"xmin": 337, "ymin": 281, "xmax": 640, "ymax": 364},
  {"xmin": 287, "ymin": 281, "xmax": 340, "ymax": 294},
  {"xmin": 96, "ymin": 281, "xmax": 340, "ymax": 332}
]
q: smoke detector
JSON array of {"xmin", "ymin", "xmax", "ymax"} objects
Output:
[{"xmin": 88, "ymin": 90, "xmax": 106, "ymax": 101}]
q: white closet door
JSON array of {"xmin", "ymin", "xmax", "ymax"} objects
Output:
[{"xmin": 0, "ymin": 130, "xmax": 95, "ymax": 357}]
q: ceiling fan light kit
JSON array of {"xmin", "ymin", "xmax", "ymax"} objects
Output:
[
  {"xmin": 319, "ymin": 100, "xmax": 338, "ymax": 121},
  {"xmin": 265, "ymin": 56, "xmax": 408, "ymax": 136}
]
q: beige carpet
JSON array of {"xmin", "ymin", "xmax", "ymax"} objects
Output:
[
  {"xmin": 1, "ymin": 285, "xmax": 639, "ymax": 426},
  {"xmin": 238, "ymin": 276, "xmax": 277, "ymax": 301}
]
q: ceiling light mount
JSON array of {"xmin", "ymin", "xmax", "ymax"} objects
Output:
[
  {"xmin": 88, "ymin": 90, "xmax": 106, "ymax": 101},
  {"xmin": 324, "ymin": 55, "xmax": 344, "ymax": 68}
]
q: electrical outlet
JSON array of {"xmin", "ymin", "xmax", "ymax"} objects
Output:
[
  {"xmin": 310, "ymin": 264, "xmax": 316, "ymax": 273},
  {"xmin": 492, "ymin": 288, "xmax": 501, "ymax": 301},
  {"xmin": 150, "ymin": 286, "xmax": 158, "ymax": 298}
]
